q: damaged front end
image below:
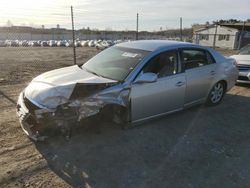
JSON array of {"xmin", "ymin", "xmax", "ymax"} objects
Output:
[
  {"xmin": 16, "ymin": 82, "xmax": 131, "ymax": 141},
  {"xmin": 16, "ymin": 92, "xmax": 76, "ymax": 141}
]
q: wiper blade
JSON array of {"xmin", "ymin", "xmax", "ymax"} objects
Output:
[
  {"xmin": 82, "ymin": 66, "xmax": 103, "ymax": 77},
  {"xmin": 82, "ymin": 66, "xmax": 120, "ymax": 81}
]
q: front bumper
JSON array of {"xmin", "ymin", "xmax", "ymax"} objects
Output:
[
  {"xmin": 237, "ymin": 71, "xmax": 250, "ymax": 84},
  {"xmin": 16, "ymin": 92, "xmax": 47, "ymax": 141},
  {"xmin": 17, "ymin": 92, "xmax": 81, "ymax": 141}
]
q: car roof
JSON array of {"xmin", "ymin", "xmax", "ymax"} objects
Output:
[{"xmin": 116, "ymin": 40, "xmax": 202, "ymax": 52}]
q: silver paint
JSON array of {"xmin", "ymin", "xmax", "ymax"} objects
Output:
[{"xmin": 17, "ymin": 40, "xmax": 239, "ymax": 140}]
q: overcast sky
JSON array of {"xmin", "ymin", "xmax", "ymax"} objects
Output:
[{"xmin": 0, "ymin": 0, "xmax": 249, "ymax": 31}]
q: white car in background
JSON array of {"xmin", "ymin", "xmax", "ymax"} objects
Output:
[{"xmin": 231, "ymin": 44, "xmax": 250, "ymax": 83}]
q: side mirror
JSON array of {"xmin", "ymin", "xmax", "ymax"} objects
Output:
[{"xmin": 134, "ymin": 72, "xmax": 157, "ymax": 84}]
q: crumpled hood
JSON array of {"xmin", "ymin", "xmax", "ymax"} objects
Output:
[{"xmin": 24, "ymin": 65, "xmax": 117, "ymax": 109}]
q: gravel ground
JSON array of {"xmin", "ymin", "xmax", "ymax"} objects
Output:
[{"xmin": 0, "ymin": 46, "xmax": 250, "ymax": 188}]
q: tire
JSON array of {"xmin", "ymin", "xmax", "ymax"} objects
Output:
[
  {"xmin": 206, "ymin": 81, "xmax": 226, "ymax": 106},
  {"xmin": 99, "ymin": 105, "xmax": 129, "ymax": 129},
  {"xmin": 112, "ymin": 106, "xmax": 130, "ymax": 129}
]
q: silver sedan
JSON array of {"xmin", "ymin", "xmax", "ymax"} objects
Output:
[{"xmin": 16, "ymin": 40, "xmax": 238, "ymax": 140}]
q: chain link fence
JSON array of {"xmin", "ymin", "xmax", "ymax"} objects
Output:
[
  {"xmin": 1, "ymin": 22, "xmax": 248, "ymax": 108},
  {"xmin": 0, "ymin": 31, "xmax": 242, "ymax": 105}
]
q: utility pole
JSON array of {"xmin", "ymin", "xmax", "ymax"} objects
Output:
[
  {"xmin": 238, "ymin": 21, "xmax": 246, "ymax": 50},
  {"xmin": 136, "ymin": 13, "xmax": 139, "ymax": 40},
  {"xmin": 180, "ymin": 17, "xmax": 183, "ymax": 41},
  {"xmin": 71, "ymin": 6, "xmax": 76, "ymax": 65},
  {"xmin": 213, "ymin": 22, "xmax": 218, "ymax": 49}
]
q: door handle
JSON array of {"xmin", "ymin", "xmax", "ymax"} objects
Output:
[
  {"xmin": 210, "ymin": 71, "xmax": 216, "ymax": 75},
  {"xmin": 175, "ymin": 81, "xmax": 185, "ymax": 87}
]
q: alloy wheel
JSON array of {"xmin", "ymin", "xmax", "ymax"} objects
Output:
[{"xmin": 210, "ymin": 82, "xmax": 224, "ymax": 104}]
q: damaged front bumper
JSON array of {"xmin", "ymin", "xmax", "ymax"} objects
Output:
[
  {"xmin": 16, "ymin": 92, "xmax": 109, "ymax": 141},
  {"xmin": 16, "ymin": 92, "xmax": 47, "ymax": 141},
  {"xmin": 16, "ymin": 92, "xmax": 78, "ymax": 141}
]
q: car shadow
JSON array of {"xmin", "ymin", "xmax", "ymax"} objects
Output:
[
  {"xmin": 35, "ymin": 93, "xmax": 250, "ymax": 188},
  {"xmin": 236, "ymin": 82, "xmax": 250, "ymax": 88}
]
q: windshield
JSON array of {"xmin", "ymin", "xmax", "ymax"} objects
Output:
[
  {"xmin": 82, "ymin": 46, "xmax": 150, "ymax": 81},
  {"xmin": 239, "ymin": 44, "xmax": 250, "ymax": 55}
]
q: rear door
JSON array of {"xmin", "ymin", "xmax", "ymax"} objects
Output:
[{"xmin": 180, "ymin": 48, "xmax": 216, "ymax": 106}]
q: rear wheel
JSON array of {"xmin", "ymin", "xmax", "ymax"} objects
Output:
[{"xmin": 206, "ymin": 81, "xmax": 226, "ymax": 106}]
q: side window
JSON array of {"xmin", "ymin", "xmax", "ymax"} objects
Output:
[
  {"xmin": 207, "ymin": 52, "xmax": 216, "ymax": 64},
  {"xmin": 181, "ymin": 49, "xmax": 209, "ymax": 70},
  {"xmin": 142, "ymin": 51, "xmax": 178, "ymax": 78}
]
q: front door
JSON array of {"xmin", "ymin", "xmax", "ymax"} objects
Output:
[{"xmin": 130, "ymin": 50, "xmax": 186, "ymax": 122}]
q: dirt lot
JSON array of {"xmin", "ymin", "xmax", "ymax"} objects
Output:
[{"xmin": 0, "ymin": 47, "xmax": 250, "ymax": 188}]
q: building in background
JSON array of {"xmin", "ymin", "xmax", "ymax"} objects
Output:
[{"xmin": 193, "ymin": 22, "xmax": 250, "ymax": 49}]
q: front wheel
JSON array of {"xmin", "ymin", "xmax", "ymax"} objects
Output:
[
  {"xmin": 112, "ymin": 106, "xmax": 130, "ymax": 129},
  {"xmin": 206, "ymin": 82, "xmax": 226, "ymax": 106}
]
